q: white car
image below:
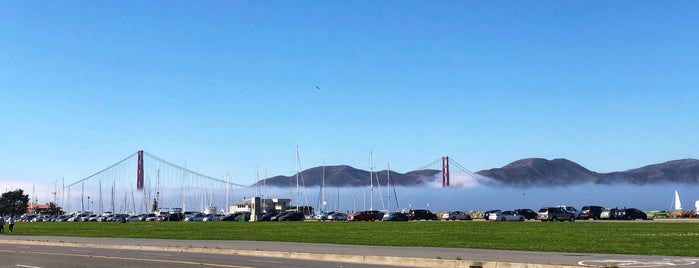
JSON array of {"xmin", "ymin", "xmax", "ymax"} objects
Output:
[
  {"xmin": 488, "ymin": 211, "xmax": 525, "ymax": 222},
  {"xmin": 442, "ymin": 211, "xmax": 472, "ymax": 221}
]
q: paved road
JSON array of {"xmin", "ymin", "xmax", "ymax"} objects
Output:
[
  {"xmin": 0, "ymin": 243, "xmax": 396, "ymax": 268},
  {"xmin": 1, "ymin": 235, "xmax": 697, "ymax": 267}
]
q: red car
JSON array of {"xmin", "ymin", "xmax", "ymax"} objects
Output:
[{"xmin": 348, "ymin": 210, "xmax": 383, "ymax": 221}]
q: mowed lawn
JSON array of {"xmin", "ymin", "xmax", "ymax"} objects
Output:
[{"xmin": 10, "ymin": 220, "xmax": 699, "ymax": 256}]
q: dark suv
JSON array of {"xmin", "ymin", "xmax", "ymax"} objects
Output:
[
  {"xmin": 537, "ymin": 207, "xmax": 575, "ymax": 222},
  {"xmin": 579, "ymin": 205, "xmax": 604, "ymax": 220},
  {"xmin": 617, "ymin": 208, "xmax": 647, "ymax": 220},
  {"xmin": 409, "ymin": 209, "xmax": 438, "ymax": 220},
  {"xmin": 513, "ymin": 209, "xmax": 538, "ymax": 220}
]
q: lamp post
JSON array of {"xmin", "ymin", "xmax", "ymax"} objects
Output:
[
  {"xmin": 521, "ymin": 193, "xmax": 525, "ymax": 209},
  {"xmin": 87, "ymin": 196, "xmax": 91, "ymax": 211}
]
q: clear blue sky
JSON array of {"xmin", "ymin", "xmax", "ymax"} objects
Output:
[{"xmin": 2, "ymin": 1, "xmax": 698, "ymax": 188}]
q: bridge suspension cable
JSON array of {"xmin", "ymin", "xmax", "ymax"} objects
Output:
[
  {"xmin": 143, "ymin": 151, "xmax": 246, "ymax": 187},
  {"xmin": 64, "ymin": 150, "xmax": 248, "ymax": 215},
  {"xmin": 67, "ymin": 152, "xmax": 138, "ymax": 188},
  {"xmin": 415, "ymin": 158, "xmax": 442, "ymax": 171}
]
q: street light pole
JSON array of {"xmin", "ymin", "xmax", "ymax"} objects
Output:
[{"xmin": 521, "ymin": 193, "xmax": 525, "ymax": 209}]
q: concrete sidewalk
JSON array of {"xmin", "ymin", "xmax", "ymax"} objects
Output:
[{"xmin": 0, "ymin": 235, "xmax": 696, "ymax": 267}]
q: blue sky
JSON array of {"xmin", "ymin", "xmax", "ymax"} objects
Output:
[{"xmin": 2, "ymin": 1, "xmax": 699, "ymax": 188}]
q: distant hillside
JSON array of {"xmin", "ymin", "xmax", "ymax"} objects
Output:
[
  {"xmin": 476, "ymin": 158, "xmax": 699, "ymax": 186},
  {"xmin": 602, "ymin": 159, "xmax": 699, "ymax": 185},
  {"xmin": 476, "ymin": 158, "xmax": 602, "ymax": 186},
  {"xmin": 257, "ymin": 165, "xmax": 440, "ymax": 188},
  {"xmin": 253, "ymin": 159, "xmax": 699, "ymax": 187}
]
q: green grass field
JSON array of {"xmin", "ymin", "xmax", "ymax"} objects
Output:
[{"xmin": 8, "ymin": 220, "xmax": 699, "ymax": 256}]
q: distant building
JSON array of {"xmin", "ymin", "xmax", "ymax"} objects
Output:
[
  {"xmin": 26, "ymin": 203, "xmax": 61, "ymax": 215},
  {"xmin": 229, "ymin": 198, "xmax": 291, "ymax": 214}
]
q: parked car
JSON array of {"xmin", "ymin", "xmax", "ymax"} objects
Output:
[
  {"xmin": 488, "ymin": 210, "xmax": 525, "ymax": 222},
  {"xmin": 348, "ymin": 210, "xmax": 384, "ymax": 221},
  {"xmin": 326, "ymin": 212, "xmax": 348, "ymax": 221},
  {"xmin": 270, "ymin": 211, "xmax": 292, "ymax": 221},
  {"xmin": 279, "ymin": 211, "xmax": 305, "ymax": 221},
  {"xmin": 513, "ymin": 209, "xmax": 538, "ymax": 220},
  {"xmin": 409, "ymin": 209, "xmax": 437, "ymax": 221},
  {"xmin": 382, "ymin": 212, "xmax": 409, "ymax": 221},
  {"xmin": 316, "ymin": 211, "xmax": 337, "ymax": 221},
  {"xmin": 221, "ymin": 213, "xmax": 239, "ymax": 221},
  {"xmin": 579, "ymin": 205, "xmax": 605, "ymax": 220},
  {"xmin": 600, "ymin": 208, "xmax": 620, "ymax": 220},
  {"xmin": 557, "ymin": 206, "xmax": 580, "ymax": 218},
  {"xmin": 617, "ymin": 208, "xmax": 648, "ymax": 220},
  {"xmin": 184, "ymin": 213, "xmax": 206, "ymax": 221},
  {"xmin": 442, "ymin": 211, "xmax": 472, "ymax": 221},
  {"xmin": 126, "ymin": 215, "xmax": 141, "ymax": 222},
  {"xmin": 260, "ymin": 211, "xmax": 279, "ymax": 221},
  {"xmin": 202, "ymin": 214, "xmax": 221, "ymax": 221},
  {"xmin": 537, "ymin": 207, "xmax": 575, "ymax": 222},
  {"xmin": 483, "ymin": 210, "xmax": 501, "ymax": 220},
  {"xmin": 79, "ymin": 213, "xmax": 92, "ymax": 222}
]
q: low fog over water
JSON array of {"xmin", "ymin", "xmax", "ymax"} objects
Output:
[
  {"xmin": 252, "ymin": 183, "xmax": 699, "ymax": 213},
  {"xmin": 16, "ymin": 178, "xmax": 697, "ymax": 215}
]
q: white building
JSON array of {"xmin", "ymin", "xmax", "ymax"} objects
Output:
[{"xmin": 229, "ymin": 198, "xmax": 291, "ymax": 214}]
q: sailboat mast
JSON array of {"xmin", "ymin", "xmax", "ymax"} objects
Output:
[
  {"xmin": 226, "ymin": 173, "xmax": 230, "ymax": 212},
  {"xmin": 182, "ymin": 161, "xmax": 187, "ymax": 213},
  {"xmin": 387, "ymin": 163, "xmax": 391, "ymax": 211},
  {"xmin": 296, "ymin": 145, "xmax": 300, "ymax": 210},
  {"xmin": 322, "ymin": 160, "xmax": 326, "ymax": 213},
  {"xmin": 370, "ymin": 151, "xmax": 374, "ymax": 211}
]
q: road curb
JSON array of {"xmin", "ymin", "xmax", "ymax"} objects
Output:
[{"xmin": 0, "ymin": 238, "xmax": 575, "ymax": 268}]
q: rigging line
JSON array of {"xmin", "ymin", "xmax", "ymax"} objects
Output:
[
  {"xmin": 375, "ymin": 169, "xmax": 385, "ymax": 210},
  {"xmin": 390, "ymin": 169, "xmax": 400, "ymax": 211},
  {"xmin": 143, "ymin": 151, "xmax": 247, "ymax": 187},
  {"xmin": 67, "ymin": 151, "xmax": 139, "ymax": 188}
]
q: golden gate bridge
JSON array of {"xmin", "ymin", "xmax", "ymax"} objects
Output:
[
  {"xmin": 61, "ymin": 150, "xmax": 486, "ymax": 215},
  {"xmin": 64, "ymin": 150, "xmax": 246, "ymax": 215}
]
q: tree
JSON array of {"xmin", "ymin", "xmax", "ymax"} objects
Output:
[
  {"xmin": 0, "ymin": 189, "xmax": 30, "ymax": 216},
  {"xmin": 46, "ymin": 202, "xmax": 63, "ymax": 216}
]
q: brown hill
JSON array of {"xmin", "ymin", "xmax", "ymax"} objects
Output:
[
  {"xmin": 253, "ymin": 158, "xmax": 699, "ymax": 187},
  {"xmin": 476, "ymin": 158, "xmax": 602, "ymax": 186},
  {"xmin": 257, "ymin": 165, "xmax": 440, "ymax": 187}
]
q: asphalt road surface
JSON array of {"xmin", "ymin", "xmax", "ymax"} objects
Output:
[
  {"xmin": 1, "ymin": 235, "xmax": 698, "ymax": 267},
  {"xmin": 0, "ymin": 243, "xmax": 399, "ymax": 268}
]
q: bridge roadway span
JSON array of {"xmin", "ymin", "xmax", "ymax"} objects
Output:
[{"xmin": 0, "ymin": 235, "xmax": 697, "ymax": 268}]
